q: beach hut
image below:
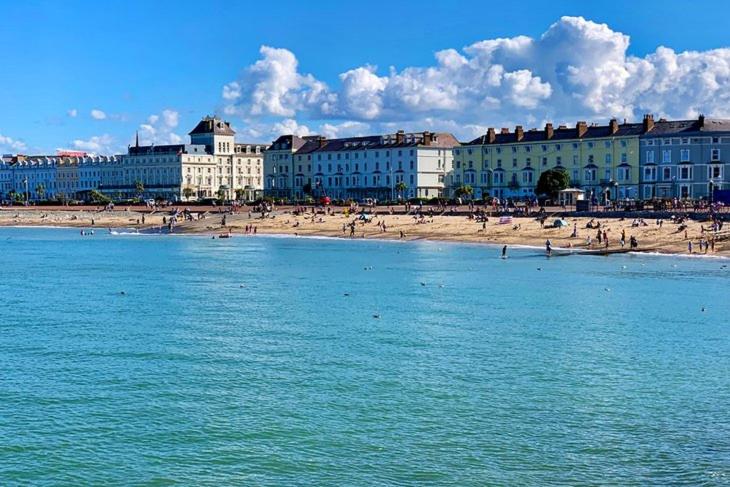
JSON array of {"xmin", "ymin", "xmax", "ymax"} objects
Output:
[{"xmin": 559, "ymin": 188, "xmax": 585, "ymax": 207}]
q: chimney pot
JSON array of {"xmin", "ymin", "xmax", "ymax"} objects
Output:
[
  {"xmin": 642, "ymin": 114, "xmax": 655, "ymax": 133},
  {"xmin": 515, "ymin": 125, "xmax": 524, "ymax": 141},
  {"xmin": 500, "ymin": 128, "xmax": 510, "ymax": 134},
  {"xmin": 609, "ymin": 118, "xmax": 619, "ymax": 134},
  {"xmin": 544, "ymin": 123, "xmax": 554, "ymax": 140}
]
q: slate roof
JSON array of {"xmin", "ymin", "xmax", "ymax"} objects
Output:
[
  {"xmin": 273, "ymin": 132, "xmax": 459, "ymax": 155},
  {"xmin": 644, "ymin": 118, "xmax": 730, "ymax": 136},
  {"xmin": 465, "ymin": 122, "xmax": 644, "ymax": 146},
  {"xmin": 188, "ymin": 116, "xmax": 236, "ymax": 136}
]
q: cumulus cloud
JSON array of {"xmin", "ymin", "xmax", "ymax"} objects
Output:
[
  {"xmin": 221, "ymin": 16, "xmax": 730, "ymax": 140},
  {"xmin": 90, "ymin": 109, "xmax": 107, "ymax": 120},
  {"xmin": 72, "ymin": 134, "xmax": 116, "ymax": 154},
  {"xmin": 137, "ymin": 109, "xmax": 183, "ymax": 145},
  {"xmin": 0, "ymin": 133, "xmax": 27, "ymax": 152},
  {"xmin": 67, "ymin": 108, "xmax": 78, "ymax": 118}
]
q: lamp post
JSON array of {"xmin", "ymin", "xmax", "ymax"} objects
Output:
[
  {"xmin": 23, "ymin": 177, "xmax": 28, "ymax": 205},
  {"xmin": 709, "ymin": 180, "xmax": 714, "ymax": 205}
]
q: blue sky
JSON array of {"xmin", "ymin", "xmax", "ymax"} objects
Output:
[{"xmin": 2, "ymin": 0, "xmax": 730, "ymax": 154}]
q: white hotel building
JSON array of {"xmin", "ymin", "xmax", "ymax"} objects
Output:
[
  {"xmin": 102, "ymin": 116, "xmax": 267, "ymax": 201},
  {"xmin": 264, "ymin": 130, "xmax": 459, "ymax": 201}
]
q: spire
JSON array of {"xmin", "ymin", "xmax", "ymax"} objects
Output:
[{"xmin": 135, "ymin": 131, "xmax": 139, "ymax": 148}]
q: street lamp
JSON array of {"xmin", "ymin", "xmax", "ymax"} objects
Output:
[{"xmin": 23, "ymin": 177, "xmax": 28, "ymax": 205}]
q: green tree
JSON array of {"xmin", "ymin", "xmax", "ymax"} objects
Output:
[
  {"xmin": 134, "ymin": 180, "xmax": 145, "ymax": 198},
  {"xmin": 89, "ymin": 189, "xmax": 111, "ymax": 205},
  {"xmin": 235, "ymin": 188, "xmax": 245, "ymax": 201},
  {"xmin": 216, "ymin": 186, "xmax": 227, "ymax": 203},
  {"xmin": 395, "ymin": 181, "xmax": 407, "ymax": 199},
  {"xmin": 455, "ymin": 184, "xmax": 474, "ymax": 199},
  {"xmin": 35, "ymin": 183, "xmax": 45, "ymax": 201},
  {"xmin": 535, "ymin": 168, "xmax": 570, "ymax": 199},
  {"xmin": 183, "ymin": 187, "xmax": 195, "ymax": 201}
]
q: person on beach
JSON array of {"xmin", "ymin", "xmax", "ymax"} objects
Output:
[
  {"xmin": 545, "ymin": 239, "xmax": 552, "ymax": 257},
  {"xmin": 502, "ymin": 245, "xmax": 508, "ymax": 259},
  {"xmin": 688, "ymin": 241, "xmax": 693, "ymax": 253}
]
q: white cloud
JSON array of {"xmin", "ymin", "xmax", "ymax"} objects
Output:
[
  {"xmin": 136, "ymin": 109, "xmax": 183, "ymax": 145},
  {"xmin": 72, "ymin": 134, "xmax": 116, "ymax": 154},
  {"xmin": 221, "ymin": 16, "xmax": 730, "ymax": 140},
  {"xmin": 0, "ymin": 133, "xmax": 27, "ymax": 152},
  {"xmin": 90, "ymin": 109, "xmax": 107, "ymax": 120},
  {"xmin": 67, "ymin": 108, "xmax": 78, "ymax": 118},
  {"xmin": 272, "ymin": 118, "xmax": 311, "ymax": 136}
]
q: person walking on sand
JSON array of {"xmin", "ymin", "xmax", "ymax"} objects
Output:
[{"xmin": 688, "ymin": 241, "xmax": 693, "ymax": 253}]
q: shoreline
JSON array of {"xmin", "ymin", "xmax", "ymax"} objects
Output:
[{"xmin": 1, "ymin": 208, "xmax": 727, "ymax": 257}]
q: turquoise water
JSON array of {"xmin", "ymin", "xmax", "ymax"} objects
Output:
[{"xmin": 1, "ymin": 227, "xmax": 729, "ymax": 485}]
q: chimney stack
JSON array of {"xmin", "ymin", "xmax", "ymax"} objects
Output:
[
  {"xmin": 318, "ymin": 136, "xmax": 327, "ymax": 148},
  {"xmin": 544, "ymin": 123, "xmax": 554, "ymax": 140},
  {"xmin": 576, "ymin": 121, "xmax": 588, "ymax": 138},
  {"xmin": 395, "ymin": 130, "xmax": 405, "ymax": 144},
  {"xmin": 698, "ymin": 114, "xmax": 705, "ymax": 127},
  {"xmin": 486, "ymin": 127, "xmax": 496, "ymax": 144},
  {"xmin": 500, "ymin": 128, "xmax": 510, "ymax": 134},
  {"xmin": 422, "ymin": 131, "xmax": 432, "ymax": 146},
  {"xmin": 609, "ymin": 118, "xmax": 619, "ymax": 134},
  {"xmin": 642, "ymin": 114, "xmax": 655, "ymax": 133},
  {"xmin": 515, "ymin": 125, "xmax": 524, "ymax": 141}
]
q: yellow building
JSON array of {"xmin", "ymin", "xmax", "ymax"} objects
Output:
[{"xmin": 453, "ymin": 119, "xmax": 642, "ymax": 202}]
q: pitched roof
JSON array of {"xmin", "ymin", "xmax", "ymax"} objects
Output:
[
  {"xmin": 645, "ymin": 118, "xmax": 730, "ymax": 136},
  {"xmin": 188, "ymin": 116, "xmax": 236, "ymax": 136},
  {"xmin": 466, "ymin": 122, "xmax": 644, "ymax": 146},
  {"xmin": 278, "ymin": 131, "xmax": 459, "ymax": 155}
]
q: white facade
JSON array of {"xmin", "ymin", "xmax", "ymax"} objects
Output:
[{"xmin": 264, "ymin": 130, "xmax": 458, "ymax": 201}]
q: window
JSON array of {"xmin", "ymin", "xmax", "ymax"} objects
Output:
[
  {"xmin": 621, "ymin": 153, "xmax": 627, "ymax": 163},
  {"xmin": 588, "ymin": 155, "xmax": 594, "ymax": 163},
  {"xmin": 681, "ymin": 137, "xmax": 689, "ymax": 145},
  {"xmin": 525, "ymin": 146, "xmax": 531, "ymax": 153},
  {"xmin": 662, "ymin": 167, "xmax": 671, "ymax": 180},
  {"xmin": 542, "ymin": 157, "xmax": 548, "ymax": 166},
  {"xmin": 711, "ymin": 148, "xmax": 721, "ymax": 161},
  {"xmin": 541, "ymin": 145, "xmax": 547, "ymax": 152},
  {"xmin": 556, "ymin": 156, "xmax": 562, "ymax": 165},
  {"xmin": 709, "ymin": 165, "xmax": 722, "ymax": 179},
  {"xmin": 679, "ymin": 166, "xmax": 692, "ymax": 180},
  {"xmin": 572, "ymin": 143, "xmax": 579, "ymax": 149},
  {"xmin": 643, "ymin": 166, "xmax": 657, "ymax": 181},
  {"xmin": 712, "ymin": 137, "xmax": 720, "ymax": 144},
  {"xmin": 646, "ymin": 151, "xmax": 655, "ymax": 164},
  {"xmin": 512, "ymin": 159, "xmax": 517, "ymax": 167},
  {"xmin": 680, "ymin": 149, "xmax": 690, "ymax": 162},
  {"xmin": 620, "ymin": 140, "xmax": 627, "ymax": 148},
  {"xmin": 522, "ymin": 171, "xmax": 533, "ymax": 183},
  {"xmin": 604, "ymin": 141, "xmax": 611, "ymax": 149},
  {"xmin": 646, "ymin": 140, "xmax": 654, "ymax": 146},
  {"xmin": 587, "ymin": 142, "xmax": 594, "ymax": 149},
  {"xmin": 605, "ymin": 154, "xmax": 612, "ymax": 164},
  {"xmin": 663, "ymin": 138, "xmax": 671, "ymax": 145},
  {"xmin": 584, "ymin": 168, "xmax": 596, "ymax": 182},
  {"xmin": 662, "ymin": 150, "xmax": 671, "ymax": 163}
]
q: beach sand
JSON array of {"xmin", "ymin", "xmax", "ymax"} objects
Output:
[{"xmin": 3, "ymin": 206, "xmax": 725, "ymax": 256}]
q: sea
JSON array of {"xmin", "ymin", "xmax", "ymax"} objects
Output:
[{"xmin": 1, "ymin": 227, "xmax": 728, "ymax": 485}]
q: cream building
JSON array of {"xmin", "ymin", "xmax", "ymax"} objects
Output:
[{"xmin": 103, "ymin": 116, "xmax": 267, "ymax": 201}]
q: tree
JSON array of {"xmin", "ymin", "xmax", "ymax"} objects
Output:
[
  {"xmin": 89, "ymin": 189, "xmax": 111, "ymax": 205},
  {"xmin": 455, "ymin": 184, "xmax": 474, "ymax": 199},
  {"xmin": 183, "ymin": 187, "xmax": 195, "ymax": 201},
  {"xmin": 216, "ymin": 186, "xmax": 227, "ymax": 203},
  {"xmin": 302, "ymin": 182, "xmax": 312, "ymax": 195},
  {"xmin": 134, "ymin": 180, "xmax": 145, "ymax": 198},
  {"xmin": 35, "ymin": 183, "xmax": 45, "ymax": 201},
  {"xmin": 395, "ymin": 181, "xmax": 407, "ymax": 199},
  {"xmin": 535, "ymin": 168, "xmax": 570, "ymax": 199},
  {"xmin": 235, "ymin": 189, "xmax": 245, "ymax": 201}
]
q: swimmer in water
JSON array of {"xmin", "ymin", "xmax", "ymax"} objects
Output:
[{"xmin": 501, "ymin": 245, "xmax": 507, "ymax": 258}]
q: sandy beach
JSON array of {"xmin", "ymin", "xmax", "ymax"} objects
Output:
[{"xmin": 2, "ymin": 205, "xmax": 728, "ymax": 256}]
